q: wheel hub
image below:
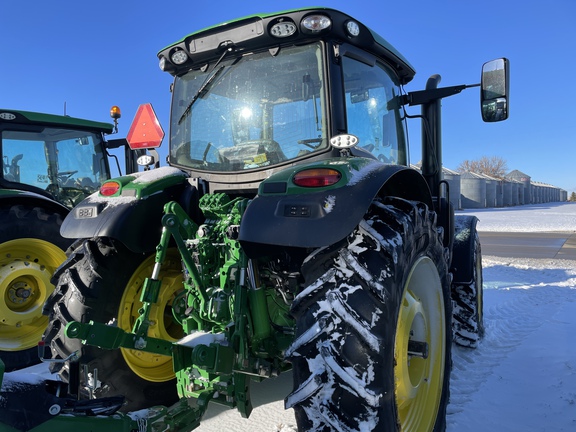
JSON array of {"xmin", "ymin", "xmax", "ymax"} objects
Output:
[
  {"xmin": 396, "ymin": 290, "xmax": 428, "ymax": 403},
  {"xmin": 407, "ymin": 339, "xmax": 429, "ymax": 359},
  {"xmin": 0, "ymin": 238, "xmax": 66, "ymax": 351},
  {"xmin": 11, "ymin": 281, "xmax": 33, "ymax": 301},
  {"xmin": 119, "ymin": 250, "xmax": 184, "ymax": 382},
  {"xmin": 0, "ymin": 260, "xmax": 52, "ymax": 326}
]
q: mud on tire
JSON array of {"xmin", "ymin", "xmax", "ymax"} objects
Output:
[
  {"xmin": 43, "ymin": 237, "xmax": 183, "ymax": 412},
  {"xmin": 286, "ymin": 197, "xmax": 452, "ymax": 432}
]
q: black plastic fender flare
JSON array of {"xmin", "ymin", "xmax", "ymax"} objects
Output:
[
  {"xmin": 451, "ymin": 215, "xmax": 480, "ymax": 284},
  {"xmin": 0, "ymin": 189, "xmax": 69, "ymax": 217},
  {"xmin": 60, "ymin": 181, "xmax": 200, "ymax": 254},
  {"xmin": 239, "ymin": 164, "xmax": 433, "ymax": 256}
]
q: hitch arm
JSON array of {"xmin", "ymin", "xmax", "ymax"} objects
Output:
[{"xmin": 65, "ymin": 321, "xmax": 173, "ymax": 355}]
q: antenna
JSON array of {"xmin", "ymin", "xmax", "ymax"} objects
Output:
[{"xmin": 64, "ymin": 102, "xmax": 67, "ymax": 116}]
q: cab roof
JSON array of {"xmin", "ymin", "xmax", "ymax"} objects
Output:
[
  {"xmin": 0, "ymin": 109, "xmax": 114, "ymax": 134},
  {"xmin": 158, "ymin": 7, "xmax": 416, "ymax": 84}
]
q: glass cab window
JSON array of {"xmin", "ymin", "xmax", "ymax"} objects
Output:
[
  {"xmin": 342, "ymin": 54, "xmax": 407, "ymax": 165},
  {"xmin": 1, "ymin": 128, "xmax": 108, "ymax": 199},
  {"xmin": 170, "ymin": 43, "xmax": 327, "ymax": 172}
]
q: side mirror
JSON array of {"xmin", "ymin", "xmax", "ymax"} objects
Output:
[{"xmin": 481, "ymin": 58, "xmax": 510, "ymax": 122}]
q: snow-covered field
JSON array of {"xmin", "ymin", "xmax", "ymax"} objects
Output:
[
  {"xmin": 3, "ymin": 203, "xmax": 576, "ymax": 431},
  {"xmin": 459, "ymin": 202, "xmax": 576, "ymax": 233}
]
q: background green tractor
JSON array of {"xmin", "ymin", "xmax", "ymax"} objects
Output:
[
  {"xmin": 0, "ymin": 108, "xmax": 139, "ymax": 371},
  {"xmin": 34, "ymin": 7, "xmax": 507, "ymax": 432}
]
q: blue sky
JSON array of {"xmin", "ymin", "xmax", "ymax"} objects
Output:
[{"xmin": 3, "ymin": 1, "xmax": 575, "ymax": 193}]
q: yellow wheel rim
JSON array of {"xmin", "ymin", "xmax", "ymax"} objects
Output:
[
  {"xmin": 0, "ymin": 239, "xmax": 66, "ymax": 351},
  {"xmin": 395, "ymin": 256, "xmax": 446, "ymax": 430},
  {"xmin": 118, "ymin": 248, "xmax": 184, "ymax": 382}
]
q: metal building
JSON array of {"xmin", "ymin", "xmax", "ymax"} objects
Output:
[
  {"xmin": 507, "ymin": 170, "xmax": 531, "ymax": 204},
  {"xmin": 460, "ymin": 171, "xmax": 486, "ymax": 208},
  {"xmin": 481, "ymin": 174, "xmax": 499, "ymax": 208},
  {"xmin": 502, "ymin": 179, "xmax": 513, "ymax": 206},
  {"xmin": 442, "ymin": 167, "xmax": 461, "ymax": 210}
]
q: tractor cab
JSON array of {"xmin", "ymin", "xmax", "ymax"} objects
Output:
[
  {"xmin": 0, "ymin": 111, "xmax": 117, "ymax": 209},
  {"xmin": 159, "ymin": 9, "xmax": 413, "ymax": 193}
]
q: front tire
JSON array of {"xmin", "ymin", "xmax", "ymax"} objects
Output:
[
  {"xmin": 0, "ymin": 205, "xmax": 69, "ymax": 371},
  {"xmin": 286, "ymin": 197, "xmax": 452, "ymax": 431},
  {"xmin": 43, "ymin": 237, "xmax": 184, "ymax": 412}
]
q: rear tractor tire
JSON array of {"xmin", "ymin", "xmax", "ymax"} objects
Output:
[
  {"xmin": 286, "ymin": 197, "xmax": 452, "ymax": 432},
  {"xmin": 43, "ymin": 237, "xmax": 184, "ymax": 412},
  {"xmin": 0, "ymin": 204, "xmax": 69, "ymax": 371}
]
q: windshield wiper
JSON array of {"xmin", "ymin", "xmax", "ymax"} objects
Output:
[
  {"xmin": 178, "ymin": 47, "xmax": 232, "ymax": 125},
  {"xmin": 178, "ymin": 65, "xmax": 225, "ymax": 125}
]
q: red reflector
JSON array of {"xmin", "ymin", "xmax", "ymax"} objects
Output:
[
  {"xmin": 126, "ymin": 103, "xmax": 164, "ymax": 150},
  {"xmin": 293, "ymin": 168, "xmax": 341, "ymax": 187},
  {"xmin": 100, "ymin": 181, "xmax": 121, "ymax": 196}
]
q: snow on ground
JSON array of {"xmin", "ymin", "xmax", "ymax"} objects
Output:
[
  {"xmin": 3, "ymin": 202, "xmax": 576, "ymax": 431},
  {"xmin": 448, "ymin": 255, "xmax": 576, "ymax": 431},
  {"xmin": 458, "ymin": 202, "xmax": 576, "ymax": 232}
]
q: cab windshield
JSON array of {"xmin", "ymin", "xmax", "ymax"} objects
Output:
[
  {"xmin": 169, "ymin": 43, "xmax": 327, "ymax": 172},
  {"xmin": 1, "ymin": 127, "xmax": 108, "ymax": 207}
]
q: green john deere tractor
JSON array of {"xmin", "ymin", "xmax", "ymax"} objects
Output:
[
  {"xmin": 1, "ymin": 7, "xmax": 508, "ymax": 432},
  {"xmin": 0, "ymin": 107, "xmax": 138, "ymax": 371}
]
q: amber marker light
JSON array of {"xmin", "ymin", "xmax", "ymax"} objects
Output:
[
  {"xmin": 293, "ymin": 168, "xmax": 342, "ymax": 187},
  {"xmin": 100, "ymin": 181, "xmax": 121, "ymax": 196},
  {"xmin": 110, "ymin": 105, "xmax": 122, "ymax": 120}
]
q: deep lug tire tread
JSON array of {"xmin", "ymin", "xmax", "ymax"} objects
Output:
[
  {"xmin": 451, "ymin": 232, "xmax": 484, "ymax": 348},
  {"xmin": 287, "ymin": 197, "xmax": 452, "ymax": 432},
  {"xmin": 43, "ymin": 237, "xmax": 179, "ymax": 412}
]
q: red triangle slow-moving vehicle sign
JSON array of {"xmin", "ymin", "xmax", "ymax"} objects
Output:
[{"xmin": 126, "ymin": 103, "xmax": 164, "ymax": 149}]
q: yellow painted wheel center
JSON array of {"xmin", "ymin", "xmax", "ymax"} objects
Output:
[
  {"xmin": 118, "ymin": 248, "xmax": 184, "ymax": 382},
  {"xmin": 0, "ymin": 239, "xmax": 66, "ymax": 351},
  {"xmin": 395, "ymin": 256, "xmax": 446, "ymax": 430}
]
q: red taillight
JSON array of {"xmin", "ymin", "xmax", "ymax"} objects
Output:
[
  {"xmin": 100, "ymin": 181, "xmax": 121, "ymax": 196},
  {"xmin": 293, "ymin": 168, "xmax": 341, "ymax": 187}
]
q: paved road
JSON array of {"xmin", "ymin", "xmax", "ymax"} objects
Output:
[{"xmin": 479, "ymin": 231, "xmax": 576, "ymax": 260}]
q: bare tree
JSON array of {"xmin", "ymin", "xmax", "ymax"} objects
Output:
[{"xmin": 457, "ymin": 156, "xmax": 508, "ymax": 178}]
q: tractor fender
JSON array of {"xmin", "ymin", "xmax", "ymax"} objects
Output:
[
  {"xmin": 0, "ymin": 188, "xmax": 69, "ymax": 217},
  {"xmin": 451, "ymin": 215, "xmax": 479, "ymax": 284},
  {"xmin": 60, "ymin": 168, "xmax": 199, "ymax": 254},
  {"xmin": 239, "ymin": 163, "xmax": 433, "ymax": 256}
]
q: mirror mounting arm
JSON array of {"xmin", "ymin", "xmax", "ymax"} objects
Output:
[{"xmin": 403, "ymin": 83, "xmax": 479, "ymax": 106}]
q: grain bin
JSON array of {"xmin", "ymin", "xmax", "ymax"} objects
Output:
[
  {"xmin": 442, "ymin": 167, "xmax": 461, "ymax": 210},
  {"xmin": 502, "ymin": 179, "xmax": 513, "ymax": 206},
  {"xmin": 507, "ymin": 170, "xmax": 532, "ymax": 204},
  {"xmin": 532, "ymin": 182, "xmax": 542, "ymax": 203},
  {"xmin": 495, "ymin": 178, "xmax": 504, "ymax": 207},
  {"xmin": 460, "ymin": 171, "xmax": 486, "ymax": 209},
  {"xmin": 510, "ymin": 180, "xmax": 520, "ymax": 206},
  {"xmin": 482, "ymin": 174, "xmax": 499, "ymax": 208}
]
